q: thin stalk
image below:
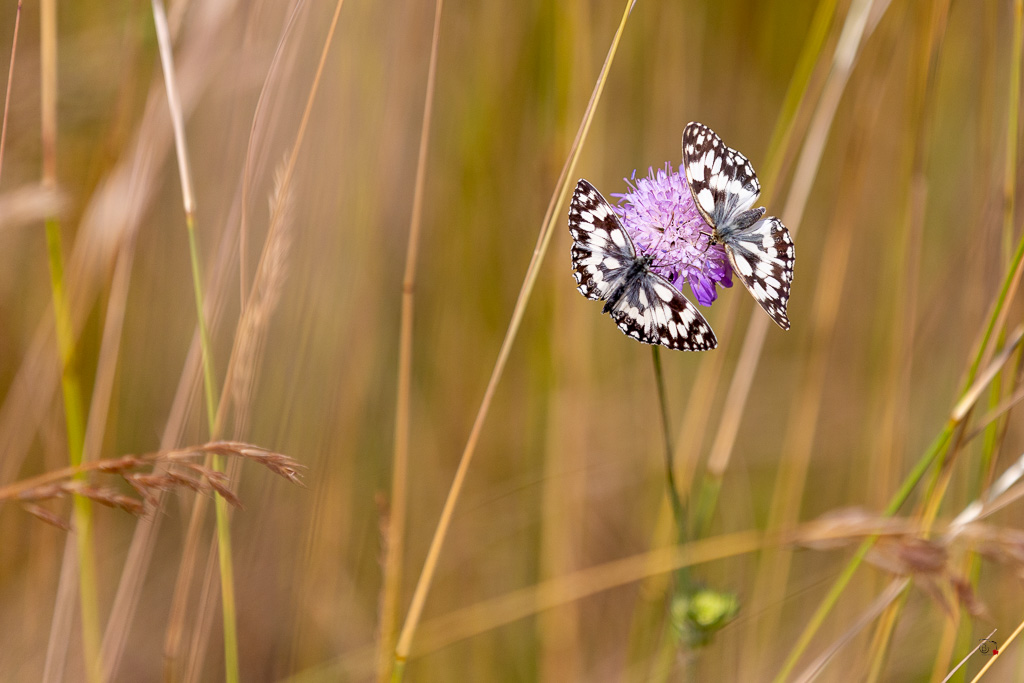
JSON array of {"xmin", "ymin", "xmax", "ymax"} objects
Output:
[
  {"xmin": 760, "ymin": 0, "xmax": 840, "ymax": 188},
  {"xmin": 1002, "ymin": 0, "xmax": 1024, "ymax": 266},
  {"xmin": 646, "ymin": 347, "xmax": 691, "ymax": 683},
  {"xmin": 377, "ymin": 1, "xmax": 444, "ymax": 680},
  {"xmin": 0, "ymin": 0, "xmax": 21, "ymax": 183},
  {"xmin": 391, "ymin": 1, "xmax": 636, "ymax": 677},
  {"xmin": 931, "ymin": 8, "xmax": 1024, "ymax": 671},
  {"xmin": 773, "ymin": 232, "xmax": 1024, "ymax": 681},
  {"xmin": 163, "ymin": 0, "xmax": 345, "ymax": 676},
  {"xmin": 41, "ymin": 0, "xmax": 101, "ymax": 678},
  {"xmin": 861, "ymin": 1, "xmax": 949, "ymax": 674},
  {"xmin": 151, "ymin": 0, "xmax": 236, "ymax": 680},
  {"xmin": 693, "ymin": 0, "xmax": 883, "ymax": 538},
  {"xmin": 651, "ymin": 347, "xmax": 685, "ymax": 543},
  {"xmin": 968, "ymin": 616, "xmax": 1024, "ymax": 682}
]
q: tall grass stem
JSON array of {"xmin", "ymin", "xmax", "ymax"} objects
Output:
[
  {"xmin": 41, "ymin": 0, "xmax": 102, "ymax": 677},
  {"xmin": 378, "ymin": 0, "xmax": 444, "ymax": 680},
  {"xmin": 392, "ymin": 1, "xmax": 638, "ymax": 675},
  {"xmin": 151, "ymin": 0, "xmax": 236, "ymax": 679}
]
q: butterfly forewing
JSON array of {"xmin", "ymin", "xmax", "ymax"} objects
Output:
[
  {"xmin": 724, "ymin": 217, "xmax": 794, "ymax": 330},
  {"xmin": 681, "ymin": 122, "xmax": 795, "ymax": 330},
  {"xmin": 568, "ymin": 179, "xmax": 717, "ymax": 351},
  {"xmin": 682, "ymin": 122, "xmax": 760, "ymax": 228},
  {"xmin": 568, "ymin": 180, "xmax": 637, "ymax": 301}
]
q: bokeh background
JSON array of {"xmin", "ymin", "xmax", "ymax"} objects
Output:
[{"xmin": 1, "ymin": 0, "xmax": 1023, "ymax": 680}]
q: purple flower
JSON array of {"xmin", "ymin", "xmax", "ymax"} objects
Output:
[{"xmin": 611, "ymin": 163, "xmax": 732, "ymax": 307}]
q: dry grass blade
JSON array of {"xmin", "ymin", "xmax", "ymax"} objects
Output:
[
  {"xmin": 696, "ymin": 0, "xmax": 890, "ymax": 535},
  {"xmin": 0, "ymin": 183, "xmax": 66, "ymax": 231},
  {"xmin": 408, "ymin": 531, "xmax": 767, "ymax": 662},
  {"xmin": 379, "ymin": 1, "xmax": 445, "ymax": 679},
  {"xmin": 231, "ymin": 159, "xmax": 295, "ymax": 437},
  {"xmin": 0, "ymin": 0, "xmax": 21, "ymax": 184},
  {"xmin": 393, "ymin": 1, "xmax": 637, "ymax": 670},
  {"xmin": 969, "ymin": 616, "xmax": 1024, "ymax": 682},
  {"xmin": 792, "ymin": 579, "xmax": 909, "ymax": 683},
  {"xmin": 952, "ymin": 325, "xmax": 1024, "ymax": 421},
  {"xmin": 166, "ymin": 1, "xmax": 342, "ymax": 676}
]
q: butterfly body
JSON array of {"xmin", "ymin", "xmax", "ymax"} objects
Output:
[
  {"xmin": 568, "ymin": 179, "xmax": 717, "ymax": 352},
  {"xmin": 682, "ymin": 122, "xmax": 795, "ymax": 330},
  {"xmin": 599, "ymin": 253, "xmax": 654, "ymax": 314}
]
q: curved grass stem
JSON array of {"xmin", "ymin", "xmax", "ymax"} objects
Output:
[{"xmin": 391, "ymin": 2, "xmax": 638, "ymax": 677}]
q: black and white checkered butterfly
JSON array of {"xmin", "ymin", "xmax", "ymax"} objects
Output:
[
  {"xmin": 568, "ymin": 179, "xmax": 717, "ymax": 351},
  {"xmin": 682, "ymin": 122, "xmax": 795, "ymax": 330}
]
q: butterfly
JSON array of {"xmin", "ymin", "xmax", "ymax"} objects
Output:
[
  {"xmin": 568, "ymin": 179, "xmax": 717, "ymax": 351},
  {"xmin": 681, "ymin": 122, "xmax": 795, "ymax": 330}
]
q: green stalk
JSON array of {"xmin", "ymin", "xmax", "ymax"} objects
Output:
[
  {"xmin": 40, "ymin": 0, "xmax": 101, "ymax": 677},
  {"xmin": 45, "ymin": 217, "xmax": 101, "ymax": 683},
  {"xmin": 651, "ymin": 347, "xmax": 685, "ymax": 544},
  {"xmin": 647, "ymin": 347, "xmax": 689, "ymax": 683},
  {"xmin": 185, "ymin": 213, "xmax": 238, "ymax": 682},
  {"xmin": 940, "ymin": 4, "xmax": 1023, "ymax": 676},
  {"xmin": 773, "ymin": 225, "xmax": 1024, "ymax": 681},
  {"xmin": 149, "ymin": 0, "xmax": 237, "ymax": 677}
]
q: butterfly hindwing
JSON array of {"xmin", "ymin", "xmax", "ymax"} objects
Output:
[
  {"xmin": 608, "ymin": 272, "xmax": 717, "ymax": 351},
  {"xmin": 568, "ymin": 179, "xmax": 717, "ymax": 351},
  {"xmin": 681, "ymin": 122, "xmax": 795, "ymax": 330},
  {"xmin": 724, "ymin": 216, "xmax": 794, "ymax": 330}
]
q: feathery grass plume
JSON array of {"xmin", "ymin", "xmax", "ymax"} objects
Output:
[
  {"xmin": 232, "ymin": 157, "xmax": 295, "ymax": 436},
  {"xmin": 790, "ymin": 508, "xmax": 1001, "ymax": 619},
  {"xmin": 0, "ymin": 441, "xmax": 303, "ymax": 528}
]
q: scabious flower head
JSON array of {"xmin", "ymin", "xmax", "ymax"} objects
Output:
[{"xmin": 612, "ymin": 163, "xmax": 732, "ymax": 307}]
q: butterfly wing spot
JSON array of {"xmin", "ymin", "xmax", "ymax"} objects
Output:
[
  {"xmin": 732, "ymin": 251, "xmax": 753, "ymax": 278},
  {"xmin": 697, "ymin": 189, "xmax": 715, "ymax": 216},
  {"xmin": 653, "ymin": 282, "xmax": 674, "ymax": 302}
]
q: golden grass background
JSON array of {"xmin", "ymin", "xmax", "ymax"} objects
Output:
[{"xmin": 1, "ymin": 0, "xmax": 1023, "ymax": 680}]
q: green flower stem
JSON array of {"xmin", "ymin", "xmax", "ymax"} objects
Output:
[
  {"xmin": 651, "ymin": 347, "xmax": 685, "ymax": 545},
  {"xmin": 648, "ymin": 346, "xmax": 690, "ymax": 683}
]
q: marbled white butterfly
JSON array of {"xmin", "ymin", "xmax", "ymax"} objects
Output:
[
  {"xmin": 568, "ymin": 179, "xmax": 717, "ymax": 351},
  {"xmin": 681, "ymin": 122, "xmax": 795, "ymax": 330}
]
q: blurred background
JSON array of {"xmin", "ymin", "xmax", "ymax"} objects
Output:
[{"xmin": 0, "ymin": 0, "xmax": 1023, "ymax": 680}]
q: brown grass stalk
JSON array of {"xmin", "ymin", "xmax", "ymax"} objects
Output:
[
  {"xmin": 0, "ymin": 0, "xmax": 20, "ymax": 185},
  {"xmin": 863, "ymin": 2, "xmax": 950, "ymax": 678},
  {"xmin": 742, "ymin": 90, "xmax": 879, "ymax": 675},
  {"xmin": 391, "ymin": 2, "xmax": 637, "ymax": 673},
  {"xmin": 377, "ymin": 1, "xmax": 444, "ymax": 680},
  {"xmin": 693, "ymin": 0, "xmax": 889, "ymax": 537}
]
